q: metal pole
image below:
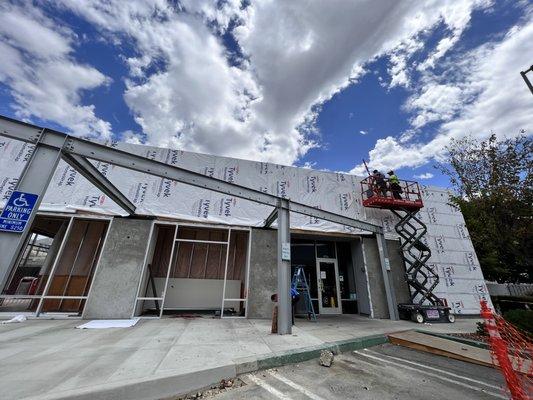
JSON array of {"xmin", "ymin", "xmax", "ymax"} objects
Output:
[
  {"xmin": 277, "ymin": 198, "xmax": 291, "ymax": 334},
  {"xmin": 520, "ymin": 66, "xmax": 533, "ymax": 95},
  {"xmin": 0, "ymin": 132, "xmax": 64, "ymax": 290},
  {"xmin": 376, "ymin": 233, "xmax": 399, "ymax": 320}
]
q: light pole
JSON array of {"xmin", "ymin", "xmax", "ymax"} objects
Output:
[{"xmin": 520, "ymin": 65, "xmax": 533, "ymax": 95}]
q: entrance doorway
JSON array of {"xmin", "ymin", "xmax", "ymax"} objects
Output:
[
  {"xmin": 316, "ymin": 258, "xmax": 342, "ymax": 314},
  {"xmin": 291, "ymin": 237, "xmax": 365, "ymax": 316}
]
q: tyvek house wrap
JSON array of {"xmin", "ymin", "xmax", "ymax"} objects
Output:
[{"xmin": 0, "ymin": 137, "xmax": 491, "ymax": 315}]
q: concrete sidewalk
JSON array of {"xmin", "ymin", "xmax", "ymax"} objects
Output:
[{"xmin": 0, "ymin": 315, "xmax": 480, "ymax": 400}]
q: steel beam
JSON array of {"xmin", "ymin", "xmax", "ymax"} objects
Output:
[
  {"xmin": 276, "ymin": 199, "xmax": 291, "ymax": 334},
  {"xmin": 62, "ymin": 153, "xmax": 136, "ymax": 215},
  {"xmin": 376, "ymin": 233, "xmax": 399, "ymax": 320},
  {"xmin": 263, "ymin": 207, "xmax": 278, "ymax": 228},
  {"xmin": 0, "ymin": 132, "xmax": 64, "ymax": 289},
  {"xmin": 289, "ymin": 202, "xmax": 377, "ymax": 232},
  {"xmin": 0, "ymin": 116, "xmax": 382, "ymax": 234}
]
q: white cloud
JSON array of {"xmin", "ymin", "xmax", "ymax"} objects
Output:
[
  {"xmin": 301, "ymin": 161, "xmax": 317, "ymax": 169},
  {"xmin": 406, "ymin": 84, "xmax": 464, "ymax": 129},
  {"xmin": 53, "ymin": 0, "xmax": 269, "ymax": 160},
  {"xmin": 387, "ymin": 36, "xmax": 425, "ymax": 88},
  {"xmin": 1, "ymin": 0, "xmax": 512, "ymax": 176},
  {"xmin": 417, "ymin": 0, "xmax": 489, "ymax": 71},
  {"xmin": 352, "ymin": 15, "xmax": 533, "ymax": 174},
  {"xmin": 418, "ymin": 35, "xmax": 459, "ymax": 71},
  {"xmin": 414, "ymin": 172, "xmax": 434, "ymax": 179},
  {"xmin": 351, "ymin": 136, "xmax": 430, "ymax": 175},
  {"xmin": 359, "ymin": 130, "xmax": 368, "ymax": 135},
  {"xmin": 0, "ymin": 2, "xmax": 112, "ymax": 138},
  {"xmin": 387, "ymin": 0, "xmax": 491, "ymax": 88},
  {"xmin": 48, "ymin": 0, "xmax": 494, "ymax": 166}
]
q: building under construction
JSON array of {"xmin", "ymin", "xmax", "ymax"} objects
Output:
[{"xmin": 0, "ymin": 116, "xmax": 491, "ymax": 331}]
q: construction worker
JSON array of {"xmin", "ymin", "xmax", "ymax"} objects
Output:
[
  {"xmin": 372, "ymin": 169, "xmax": 388, "ymax": 196},
  {"xmin": 387, "ymin": 170, "xmax": 403, "ymax": 199}
]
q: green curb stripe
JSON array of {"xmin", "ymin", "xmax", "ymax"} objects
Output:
[{"xmin": 247, "ymin": 334, "xmax": 389, "ymax": 372}]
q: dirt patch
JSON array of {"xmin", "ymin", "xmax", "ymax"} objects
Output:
[{"xmin": 446, "ymin": 332, "xmax": 488, "ymax": 343}]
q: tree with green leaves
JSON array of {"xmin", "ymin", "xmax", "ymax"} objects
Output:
[{"xmin": 437, "ymin": 134, "xmax": 532, "ymax": 283}]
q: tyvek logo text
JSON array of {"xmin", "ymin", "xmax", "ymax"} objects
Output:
[
  {"xmin": 194, "ymin": 199, "xmax": 211, "ymax": 218},
  {"xmin": 217, "ymin": 197, "xmax": 236, "ymax": 217},
  {"xmin": 0, "ymin": 177, "xmax": 18, "ymax": 200},
  {"xmin": 58, "ymin": 167, "xmax": 78, "ymax": 186}
]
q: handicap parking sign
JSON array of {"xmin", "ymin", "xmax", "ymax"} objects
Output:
[{"xmin": 0, "ymin": 191, "xmax": 39, "ymax": 233}]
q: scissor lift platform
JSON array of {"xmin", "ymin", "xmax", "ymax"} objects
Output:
[
  {"xmin": 360, "ymin": 175, "xmax": 453, "ymax": 323},
  {"xmin": 361, "ymin": 176, "xmax": 424, "ymax": 211},
  {"xmin": 362, "ymin": 195, "xmax": 423, "ymax": 211}
]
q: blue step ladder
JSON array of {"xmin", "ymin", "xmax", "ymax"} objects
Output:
[{"xmin": 291, "ymin": 266, "xmax": 317, "ymax": 321}]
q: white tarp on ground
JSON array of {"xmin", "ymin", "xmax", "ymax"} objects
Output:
[
  {"xmin": 0, "ymin": 138, "xmax": 491, "ymax": 314},
  {"xmin": 76, "ymin": 318, "xmax": 140, "ymax": 329}
]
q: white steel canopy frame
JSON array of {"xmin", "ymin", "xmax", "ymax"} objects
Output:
[{"xmin": 0, "ymin": 115, "xmax": 399, "ymax": 330}]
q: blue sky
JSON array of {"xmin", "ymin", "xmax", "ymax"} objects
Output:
[
  {"xmin": 0, "ymin": 1, "xmax": 531, "ymax": 188},
  {"xmin": 301, "ymin": 1, "xmax": 529, "ymax": 186}
]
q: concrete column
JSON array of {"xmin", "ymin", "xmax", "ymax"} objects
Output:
[
  {"xmin": 247, "ymin": 229, "xmax": 277, "ymax": 318},
  {"xmin": 0, "ymin": 134, "xmax": 64, "ymax": 290},
  {"xmin": 83, "ymin": 218, "xmax": 153, "ymax": 319},
  {"xmin": 376, "ymin": 233, "xmax": 399, "ymax": 320},
  {"xmin": 277, "ymin": 199, "xmax": 291, "ymax": 334}
]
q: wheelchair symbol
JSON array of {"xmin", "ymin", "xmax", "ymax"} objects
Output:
[{"xmin": 13, "ymin": 193, "xmax": 29, "ymax": 207}]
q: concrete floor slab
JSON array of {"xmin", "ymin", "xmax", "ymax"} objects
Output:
[{"xmin": 0, "ymin": 315, "xmax": 482, "ymax": 400}]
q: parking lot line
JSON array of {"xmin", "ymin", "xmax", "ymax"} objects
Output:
[
  {"xmin": 352, "ymin": 351, "xmax": 506, "ymax": 399},
  {"xmin": 363, "ymin": 348, "xmax": 502, "ymax": 390},
  {"xmin": 248, "ymin": 374, "xmax": 293, "ymax": 400},
  {"xmin": 269, "ymin": 371, "xmax": 326, "ymax": 400}
]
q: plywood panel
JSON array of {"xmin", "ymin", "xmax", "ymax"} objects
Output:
[
  {"xmin": 205, "ymin": 244, "xmax": 225, "ymax": 279},
  {"xmin": 151, "ymin": 226, "xmax": 175, "ymax": 277},
  {"xmin": 44, "ymin": 219, "xmax": 109, "ymax": 313},
  {"xmin": 71, "ymin": 221, "xmax": 106, "ymax": 277},
  {"xmin": 189, "ymin": 243, "xmax": 208, "ymax": 278},
  {"xmin": 172, "ymin": 242, "xmax": 193, "ymax": 278},
  {"xmin": 47, "ymin": 220, "xmax": 107, "ymax": 297},
  {"xmin": 53, "ymin": 220, "xmax": 87, "ymax": 275},
  {"xmin": 388, "ymin": 330, "xmax": 493, "ymax": 367}
]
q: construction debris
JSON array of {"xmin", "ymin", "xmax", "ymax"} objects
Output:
[
  {"xmin": 1, "ymin": 315, "xmax": 26, "ymax": 324},
  {"xmin": 319, "ymin": 350, "xmax": 335, "ymax": 367},
  {"xmin": 178, "ymin": 378, "xmax": 244, "ymax": 399}
]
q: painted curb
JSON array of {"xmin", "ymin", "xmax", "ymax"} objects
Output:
[{"xmin": 234, "ymin": 333, "xmax": 388, "ymax": 374}]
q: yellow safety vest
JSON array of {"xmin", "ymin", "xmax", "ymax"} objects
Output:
[{"xmin": 389, "ymin": 175, "xmax": 399, "ymax": 184}]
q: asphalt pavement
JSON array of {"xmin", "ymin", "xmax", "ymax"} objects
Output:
[{"xmin": 210, "ymin": 343, "xmax": 506, "ymax": 400}]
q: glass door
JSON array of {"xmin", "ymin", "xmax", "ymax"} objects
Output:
[{"xmin": 316, "ymin": 258, "xmax": 342, "ymax": 314}]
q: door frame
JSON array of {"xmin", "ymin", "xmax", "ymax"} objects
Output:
[{"xmin": 316, "ymin": 257, "xmax": 342, "ymax": 314}]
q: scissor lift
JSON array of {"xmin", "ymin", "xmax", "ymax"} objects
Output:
[{"xmin": 361, "ymin": 176, "xmax": 454, "ymax": 323}]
